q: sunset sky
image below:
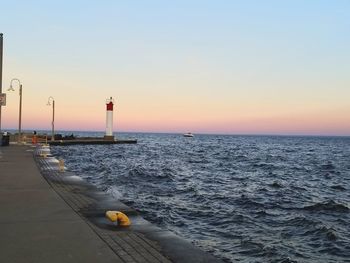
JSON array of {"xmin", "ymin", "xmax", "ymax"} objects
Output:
[{"xmin": 1, "ymin": 0, "xmax": 349, "ymax": 135}]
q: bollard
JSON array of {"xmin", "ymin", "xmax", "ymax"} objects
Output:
[
  {"xmin": 32, "ymin": 131, "xmax": 38, "ymax": 144},
  {"xmin": 40, "ymin": 151, "xmax": 47, "ymax": 158},
  {"xmin": 58, "ymin": 159, "xmax": 65, "ymax": 172}
]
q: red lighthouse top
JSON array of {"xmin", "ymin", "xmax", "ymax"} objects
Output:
[
  {"xmin": 106, "ymin": 102, "xmax": 113, "ymax": 111},
  {"xmin": 106, "ymin": 97, "xmax": 114, "ymax": 111}
]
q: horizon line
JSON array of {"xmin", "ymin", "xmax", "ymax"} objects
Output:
[{"xmin": 2, "ymin": 128, "xmax": 350, "ymax": 138}]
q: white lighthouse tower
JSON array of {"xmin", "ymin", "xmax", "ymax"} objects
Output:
[{"xmin": 104, "ymin": 97, "xmax": 115, "ymax": 141}]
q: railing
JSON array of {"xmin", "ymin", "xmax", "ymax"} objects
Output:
[{"xmin": 9, "ymin": 133, "xmax": 50, "ymax": 144}]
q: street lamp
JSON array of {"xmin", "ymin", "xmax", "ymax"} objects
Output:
[
  {"xmin": 8, "ymin": 78, "xmax": 22, "ymax": 143},
  {"xmin": 47, "ymin": 96, "xmax": 55, "ymax": 141}
]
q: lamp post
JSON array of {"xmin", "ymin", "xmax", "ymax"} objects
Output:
[
  {"xmin": 47, "ymin": 96, "xmax": 55, "ymax": 141},
  {"xmin": 0, "ymin": 33, "xmax": 3, "ymax": 133},
  {"xmin": 8, "ymin": 78, "xmax": 22, "ymax": 143}
]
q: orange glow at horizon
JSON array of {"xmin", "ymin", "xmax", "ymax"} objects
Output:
[{"xmin": 3, "ymin": 100, "xmax": 349, "ymax": 136}]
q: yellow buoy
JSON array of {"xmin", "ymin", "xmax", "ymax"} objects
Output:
[{"xmin": 105, "ymin": 211, "xmax": 131, "ymax": 226}]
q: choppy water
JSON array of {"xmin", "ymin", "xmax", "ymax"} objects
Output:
[{"xmin": 51, "ymin": 133, "xmax": 350, "ymax": 263}]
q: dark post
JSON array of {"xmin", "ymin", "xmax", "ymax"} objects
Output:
[
  {"xmin": 52, "ymin": 99, "xmax": 55, "ymax": 141},
  {"xmin": 0, "ymin": 33, "xmax": 3, "ymax": 132},
  {"xmin": 18, "ymin": 84, "xmax": 22, "ymax": 143}
]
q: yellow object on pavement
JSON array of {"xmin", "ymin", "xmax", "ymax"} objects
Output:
[{"xmin": 105, "ymin": 211, "xmax": 131, "ymax": 226}]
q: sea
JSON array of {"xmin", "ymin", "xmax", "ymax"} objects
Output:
[{"xmin": 50, "ymin": 132, "xmax": 350, "ymax": 263}]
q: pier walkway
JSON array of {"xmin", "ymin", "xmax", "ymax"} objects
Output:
[{"xmin": 0, "ymin": 145, "xmax": 221, "ymax": 263}]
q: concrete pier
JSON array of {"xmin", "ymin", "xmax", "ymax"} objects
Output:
[
  {"xmin": 0, "ymin": 145, "xmax": 124, "ymax": 262},
  {"xmin": 48, "ymin": 138, "xmax": 137, "ymax": 146},
  {"xmin": 0, "ymin": 145, "xmax": 222, "ymax": 263}
]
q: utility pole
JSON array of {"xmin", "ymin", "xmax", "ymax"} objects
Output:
[{"xmin": 0, "ymin": 33, "xmax": 3, "ymax": 132}]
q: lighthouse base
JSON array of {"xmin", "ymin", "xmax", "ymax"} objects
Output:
[{"xmin": 104, "ymin": 135, "xmax": 115, "ymax": 141}]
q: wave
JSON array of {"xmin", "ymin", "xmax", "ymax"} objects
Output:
[
  {"xmin": 320, "ymin": 163, "xmax": 336, "ymax": 171},
  {"xmin": 253, "ymin": 162, "xmax": 279, "ymax": 170},
  {"xmin": 303, "ymin": 225, "xmax": 338, "ymax": 241},
  {"xmin": 235, "ymin": 194, "xmax": 266, "ymax": 209},
  {"xmin": 303, "ymin": 200, "xmax": 349, "ymax": 212},
  {"xmin": 127, "ymin": 165, "xmax": 175, "ymax": 182},
  {"xmin": 269, "ymin": 181, "xmax": 284, "ymax": 188},
  {"xmin": 330, "ymin": 185, "xmax": 346, "ymax": 191},
  {"xmin": 284, "ymin": 216, "xmax": 319, "ymax": 227}
]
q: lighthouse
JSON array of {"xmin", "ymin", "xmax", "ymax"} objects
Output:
[{"xmin": 104, "ymin": 97, "xmax": 115, "ymax": 141}]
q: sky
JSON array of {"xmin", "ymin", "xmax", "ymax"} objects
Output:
[{"xmin": 0, "ymin": 0, "xmax": 349, "ymax": 135}]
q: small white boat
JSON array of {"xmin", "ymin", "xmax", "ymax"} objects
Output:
[{"xmin": 183, "ymin": 133, "xmax": 194, "ymax": 137}]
